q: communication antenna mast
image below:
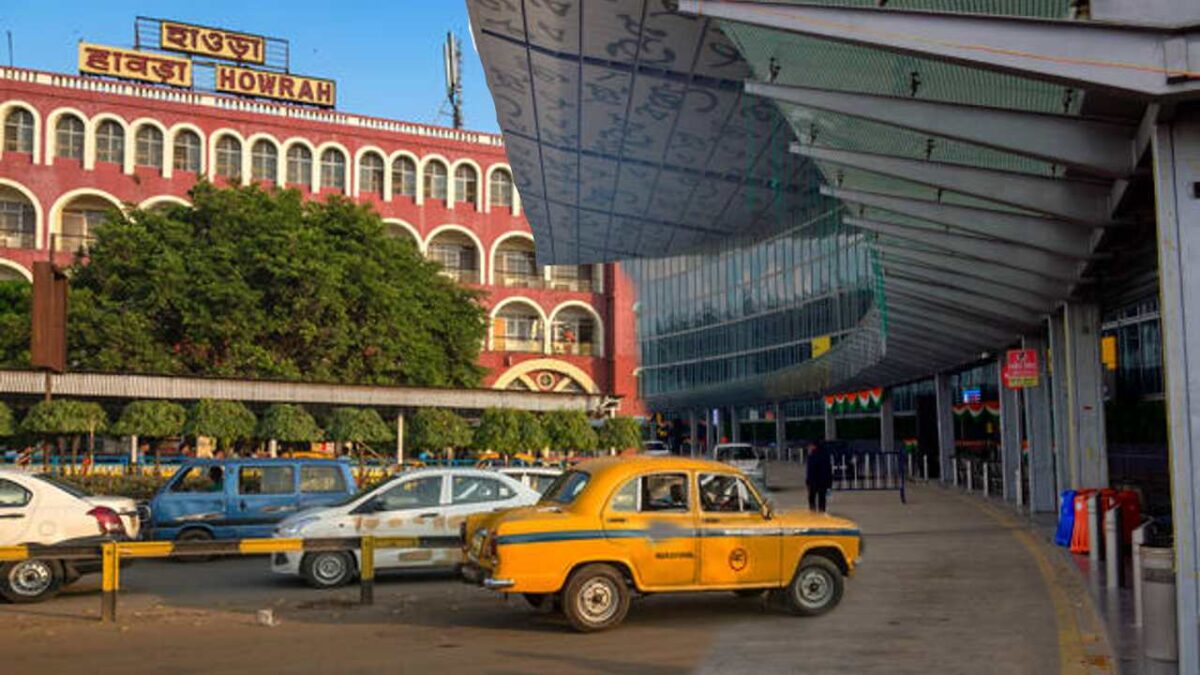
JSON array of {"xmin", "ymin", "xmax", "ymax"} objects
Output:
[{"xmin": 442, "ymin": 32, "xmax": 463, "ymax": 129}]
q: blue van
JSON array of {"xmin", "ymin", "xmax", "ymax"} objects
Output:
[{"xmin": 146, "ymin": 458, "xmax": 357, "ymax": 542}]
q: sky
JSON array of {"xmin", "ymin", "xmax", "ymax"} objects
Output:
[{"xmin": 0, "ymin": 1, "xmax": 502, "ymax": 133}]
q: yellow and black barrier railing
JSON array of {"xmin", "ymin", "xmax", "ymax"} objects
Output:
[{"xmin": 0, "ymin": 535, "xmax": 452, "ymax": 622}]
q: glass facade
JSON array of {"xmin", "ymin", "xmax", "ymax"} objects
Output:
[
  {"xmin": 627, "ymin": 198, "xmax": 882, "ymax": 404},
  {"xmin": 1102, "ymin": 296, "xmax": 1163, "ymax": 399}
]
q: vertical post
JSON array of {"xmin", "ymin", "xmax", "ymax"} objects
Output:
[
  {"xmin": 935, "ymin": 373, "xmax": 955, "ymax": 483},
  {"xmin": 1047, "ymin": 311, "xmax": 1070, "ymax": 498},
  {"xmin": 773, "ymin": 402, "xmax": 785, "ymax": 459},
  {"xmin": 128, "ymin": 435, "xmax": 138, "ymax": 469},
  {"xmin": 1105, "ymin": 504, "xmax": 1119, "ymax": 589},
  {"xmin": 395, "ymin": 413, "xmax": 405, "ymax": 467},
  {"xmin": 688, "ymin": 410, "xmax": 699, "ymax": 458},
  {"xmin": 952, "ymin": 457, "xmax": 959, "ymax": 487},
  {"xmin": 1015, "ymin": 466, "xmax": 1024, "ymax": 510},
  {"xmin": 729, "ymin": 406, "xmax": 741, "ymax": 443},
  {"xmin": 101, "ymin": 542, "xmax": 118, "ymax": 622},
  {"xmin": 1063, "ymin": 302, "xmax": 1109, "ymax": 489},
  {"xmin": 923, "ymin": 454, "xmax": 929, "ymax": 482},
  {"xmin": 360, "ymin": 536, "xmax": 376, "ymax": 605},
  {"xmin": 879, "ymin": 388, "xmax": 895, "ymax": 454},
  {"xmin": 983, "ymin": 462, "xmax": 990, "ymax": 498},
  {"xmin": 966, "ymin": 460, "xmax": 973, "ymax": 492},
  {"xmin": 1152, "ymin": 110, "xmax": 1200, "ymax": 671},
  {"xmin": 1133, "ymin": 522, "xmax": 1148, "ymax": 627},
  {"xmin": 268, "ymin": 439, "xmax": 278, "ymax": 459},
  {"xmin": 1087, "ymin": 492, "xmax": 1100, "ymax": 567},
  {"xmin": 999, "ymin": 357, "xmax": 1021, "ymax": 503},
  {"xmin": 824, "ymin": 404, "xmax": 836, "ymax": 441},
  {"xmin": 1023, "ymin": 334, "xmax": 1056, "ymax": 513}
]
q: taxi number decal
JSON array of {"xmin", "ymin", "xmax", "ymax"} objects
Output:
[
  {"xmin": 654, "ymin": 551, "xmax": 695, "ymax": 560},
  {"xmin": 729, "ymin": 547, "xmax": 748, "ymax": 571}
]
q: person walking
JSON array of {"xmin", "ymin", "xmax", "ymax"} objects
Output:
[{"xmin": 806, "ymin": 442, "xmax": 833, "ymax": 512}]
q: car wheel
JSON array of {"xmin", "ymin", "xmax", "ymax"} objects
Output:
[
  {"xmin": 783, "ymin": 555, "xmax": 844, "ymax": 616},
  {"xmin": 562, "ymin": 564, "xmax": 630, "ymax": 632},
  {"xmin": 301, "ymin": 551, "xmax": 356, "ymax": 589},
  {"xmin": 0, "ymin": 559, "xmax": 63, "ymax": 604},
  {"xmin": 175, "ymin": 528, "xmax": 216, "ymax": 563}
]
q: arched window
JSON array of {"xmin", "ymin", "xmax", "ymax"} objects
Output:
[
  {"xmin": 59, "ymin": 195, "xmax": 115, "ymax": 253},
  {"xmin": 320, "ymin": 148, "xmax": 345, "ymax": 191},
  {"xmin": 95, "ymin": 120, "xmax": 125, "ymax": 164},
  {"xmin": 454, "ymin": 165, "xmax": 478, "ymax": 206},
  {"xmin": 251, "ymin": 140, "xmax": 277, "ymax": 182},
  {"xmin": 135, "ymin": 126, "xmax": 164, "ymax": 169},
  {"xmin": 215, "ymin": 136, "xmax": 242, "ymax": 180},
  {"xmin": 173, "ymin": 130, "xmax": 201, "ymax": 173},
  {"xmin": 286, "ymin": 145, "xmax": 312, "ymax": 187},
  {"xmin": 423, "ymin": 160, "xmax": 447, "ymax": 201},
  {"xmin": 359, "ymin": 153, "xmax": 384, "ymax": 196},
  {"xmin": 0, "ymin": 186, "xmax": 36, "ymax": 249},
  {"xmin": 392, "ymin": 157, "xmax": 416, "ymax": 198},
  {"xmin": 490, "ymin": 169, "xmax": 514, "ymax": 208},
  {"xmin": 55, "ymin": 115, "xmax": 85, "ymax": 161},
  {"xmin": 552, "ymin": 306, "xmax": 599, "ymax": 356},
  {"xmin": 493, "ymin": 303, "xmax": 543, "ymax": 354},
  {"xmin": 495, "ymin": 236, "xmax": 539, "ymax": 287},
  {"xmin": 3, "ymin": 108, "xmax": 34, "ymax": 154},
  {"xmin": 427, "ymin": 229, "xmax": 479, "ymax": 284}
]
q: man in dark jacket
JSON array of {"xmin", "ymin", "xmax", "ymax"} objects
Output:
[{"xmin": 806, "ymin": 442, "xmax": 833, "ymax": 512}]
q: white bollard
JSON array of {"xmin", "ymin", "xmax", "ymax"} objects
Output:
[
  {"xmin": 923, "ymin": 455, "xmax": 929, "ymax": 482},
  {"xmin": 1105, "ymin": 504, "xmax": 1119, "ymax": 589},
  {"xmin": 1015, "ymin": 466, "xmax": 1023, "ymax": 510},
  {"xmin": 983, "ymin": 462, "xmax": 990, "ymax": 498},
  {"xmin": 1087, "ymin": 493, "xmax": 1101, "ymax": 566},
  {"xmin": 966, "ymin": 460, "xmax": 973, "ymax": 492},
  {"xmin": 952, "ymin": 458, "xmax": 959, "ymax": 487},
  {"xmin": 1132, "ymin": 521, "xmax": 1149, "ymax": 627}
]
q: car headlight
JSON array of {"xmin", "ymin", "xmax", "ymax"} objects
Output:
[{"xmin": 276, "ymin": 516, "xmax": 320, "ymax": 537}]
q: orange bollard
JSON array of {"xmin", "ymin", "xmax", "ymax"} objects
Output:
[{"xmin": 1069, "ymin": 489, "xmax": 1097, "ymax": 554}]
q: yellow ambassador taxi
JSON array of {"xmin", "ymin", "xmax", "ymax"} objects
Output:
[{"xmin": 461, "ymin": 456, "xmax": 862, "ymax": 632}]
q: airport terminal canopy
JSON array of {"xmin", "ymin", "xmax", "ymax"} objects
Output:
[{"xmin": 468, "ymin": 0, "xmax": 1156, "ymax": 408}]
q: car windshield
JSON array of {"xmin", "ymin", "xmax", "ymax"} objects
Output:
[
  {"xmin": 33, "ymin": 474, "xmax": 89, "ymax": 498},
  {"xmin": 539, "ymin": 471, "xmax": 590, "ymax": 505},
  {"xmin": 718, "ymin": 446, "xmax": 758, "ymax": 461}
]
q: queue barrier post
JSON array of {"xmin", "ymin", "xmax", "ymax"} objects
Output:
[
  {"xmin": 360, "ymin": 536, "xmax": 376, "ymax": 606},
  {"xmin": 101, "ymin": 541, "xmax": 118, "ymax": 623}
]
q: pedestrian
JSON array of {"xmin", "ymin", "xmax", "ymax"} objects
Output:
[{"xmin": 806, "ymin": 442, "xmax": 833, "ymax": 513}]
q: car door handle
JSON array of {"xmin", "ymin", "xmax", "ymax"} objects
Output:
[
  {"xmin": 417, "ymin": 512, "xmax": 439, "ymax": 518},
  {"xmin": 606, "ymin": 517, "xmax": 627, "ymax": 523},
  {"xmin": 702, "ymin": 517, "xmax": 721, "ymax": 524},
  {"xmin": 0, "ymin": 514, "xmax": 23, "ymax": 519}
]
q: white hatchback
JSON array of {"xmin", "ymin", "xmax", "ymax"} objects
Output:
[
  {"xmin": 713, "ymin": 443, "xmax": 766, "ymax": 484},
  {"xmin": 0, "ymin": 469, "xmax": 140, "ymax": 603},
  {"xmin": 497, "ymin": 466, "xmax": 562, "ymax": 494},
  {"xmin": 271, "ymin": 468, "xmax": 539, "ymax": 588}
]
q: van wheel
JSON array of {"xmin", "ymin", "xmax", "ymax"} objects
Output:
[
  {"xmin": 175, "ymin": 528, "xmax": 216, "ymax": 563},
  {"xmin": 301, "ymin": 552, "xmax": 356, "ymax": 589},
  {"xmin": 0, "ymin": 559, "xmax": 63, "ymax": 603},
  {"xmin": 562, "ymin": 564, "xmax": 630, "ymax": 632},
  {"xmin": 783, "ymin": 555, "xmax": 843, "ymax": 616}
]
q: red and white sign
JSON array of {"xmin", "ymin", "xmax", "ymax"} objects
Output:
[{"xmin": 1002, "ymin": 349, "xmax": 1040, "ymax": 389}]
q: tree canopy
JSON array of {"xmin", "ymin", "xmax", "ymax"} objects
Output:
[
  {"xmin": 325, "ymin": 408, "xmax": 394, "ymax": 447},
  {"xmin": 256, "ymin": 404, "xmax": 323, "ymax": 443},
  {"xmin": 473, "ymin": 408, "xmax": 521, "ymax": 456},
  {"xmin": 185, "ymin": 399, "xmax": 256, "ymax": 450},
  {"xmin": 111, "ymin": 400, "xmax": 187, "ymax": 438},
  {"xmin": 0, "ymin": 401, "xmax": 14, "ymax": 437},
  {"xmin": 63, "ymin": 182, "xmax": 487, "ymax": 387},
  {"xmin": 0, "ymin": 280, "xmax": 29, "ymax": 369},
  {"xmin": 406, "ymin": 408, "xmax": 472, "ymax": 453},
  {"xmin": 21, "ymin": 400, "xmax": 108, "ymax": 437},
  {"xmin": 514, "ymin": 410, "xmax": 547, "ymax": 454},
  {"xmin": 541, "ymin": 410, "xmax": 597, "ymax": 452},
  {"xmin": 598, "ymin": 417, "xmax": 642, "ymax": 452}
]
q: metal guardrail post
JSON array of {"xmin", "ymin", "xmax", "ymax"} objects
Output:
[
  {"xmin": 1087, "ymin": 493, "xmax": 1101, "ymax": 566},
  {"xmin": 908, "ymin": 454, "xmax": 913, "ymax": 481},
  {"xmin": 983, "ymin": 462, "xmax": 990, "ymax": 498},
  {"xmin": 923, "ymin": 454, "xmax": 928, "ymax": 482},
  {"xmin": 1105, "ymin": 504, "xmax": 1119, "ymax": 589},
  {"xmin": 952, "ymin": 458, "xmax": 959, "ymax": 487},
  {"xmin": 1015, "ymin": 467, "xmax": 1024, "ymax": 510},
  {"xmin": 1132, "ymin": 520, "xmax": 1150, "ymax": 627},
  {"xmin": 965, "ymin": 460, "xmax": 973, "ymax": 492},
  {"xmin": 360, "ymin": 536, "xmax": 376, "ymax": 605},
  {"xmin": 101, "ymin": 541, "xmax": 118, "ymax": 623}
]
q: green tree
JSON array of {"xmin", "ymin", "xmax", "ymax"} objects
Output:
[
  {"xmin": 541, "ymin": 410, "xmax": 597, "ymax": 453},
  {"xmin": 514, "ymin": 410, "xmax": 547, "ymax": 456},
  {"xmin": 598, "ymin": 416, "xmax": 642, "ymax": 453},
  {"xmin": 111, "ymin": 400, "xmax": 186, "ymax": 467},
  {"xmin": 256, "ymin": 404, "xmax": 323, "ymax": 444},
  {"xmin": 0, "ymin": 401, "xmax": 13, "ymax": 437},
  {"xmin": 406, "ymin": 408, "xmax": 472, "ymax": 460},
  {"xmin": 185, "ymin": 399, "xmax": 256, "ymax": 454},
  {"xmin": 326, "ymin": 407, "xmax": 395, "ymax": 476},
  {"xmin": 473, "ymin": 408, "xmax": 521, "ymax": 457},
  {"xmin": 0, "ymin": 280, "xmax": 29, "ymax": 368},
  {"xmin": 66, "ymin": 182, "xmax": 487, "ymax": 386},
  {"xmin": 21, "ymin": 400, "xmax": 108, "ymax": 473}
]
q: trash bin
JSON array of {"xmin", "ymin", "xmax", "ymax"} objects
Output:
[
  {"xmin": 1141, "ymin": 546, "xmax": 1177, "ymax": 662},
  {"xmin": 1054, "ymin": 490, "xmax": 1076, "ymax": 547}
]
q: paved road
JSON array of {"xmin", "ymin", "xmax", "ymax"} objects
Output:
[{"xmin": 0, "ymin": 463, "xmax": 1110, "ymax": 674}]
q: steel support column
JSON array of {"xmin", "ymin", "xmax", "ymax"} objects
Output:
[
  {"xmin": 1063, "ymin": 302, "xmax": 1109, "ymax": 489},
  {"xmin": 998, "ymin": 359, "xmax": 1022, "ymax": 503},
  {"xmin": 773, "ymin": 402, "xmax": 786, "ymax": 456},
  {"xmin": 824, "ymin": 405, "xmax": 836, "ymax": 442},
  {"xmin": 935, "ymin": 373, "xmax": 955, "ymax": 483},
  {"xmin": 688, "ymin": 410, "xmax": 699, "ymax": 458},
  {"xmin": 1023, "ymin": 334, "xmax": 1056, "ymax": 513},
  {"xmin": 730, "ymin": 406, "xmax": 741, "ymax": 443},
  {"xmin": 1048, "ymin": 310, "xmax": 1070, "ymax": 501},
  {"xmin": 880, "ymin": 388, "xmax": 895, "ymax": 454},
  {"xmin": 1151, "ymin": 107, "xmax": 1200, "ymax": 672}
]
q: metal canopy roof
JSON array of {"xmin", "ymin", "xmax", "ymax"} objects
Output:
[{"xmin": 468, "ymin": 0, "xmax": 1140, "ymax": 402}]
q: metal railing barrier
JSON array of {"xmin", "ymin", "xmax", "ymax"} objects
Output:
[{"xmin": 831, "ymin": 451, "xmax": 906, "ymax": 503}]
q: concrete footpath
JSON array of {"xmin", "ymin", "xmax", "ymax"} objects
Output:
[{"xmin": 0, "ymin": 462, "xmax": 1114, "ymax": 674}]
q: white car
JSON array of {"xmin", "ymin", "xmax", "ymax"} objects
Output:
[
  {"xmin": 498, "ymin": 466, "xmax": 562, "ymax": 494},
  {"xmin": 713, "ymin": 443, "xmax": 766, "ymax": 484},
  {"xmin": 642, "ymin": 441, "xmax": 671, "ymax": 457},
  {"xmin": 0, "ymin": 469, "xmax": 140, "ymax": 603},
  {"xmin": 272, "ymin": 468, "xmax": 539, "ymax": 588}
]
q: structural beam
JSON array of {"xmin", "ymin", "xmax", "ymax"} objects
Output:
[
  {"xmin": 885, "ymin": 276, "xmax": 1044, "ymax": 327},
  {"xmin": 794, "ymin": 144, "xmax": 1115, "ymax": 223},
  {"xmin": 746, "ymin": 81, "xmax": 1133, "ymax": 178},
  {"xmin": 885, "ymin": 286, "xmax": 1025, "ymax": 336},
  {"xmin": 935, "ymin": 372, "xmax": 955, "ymax": 483},
  {"xmin": 691, "ymin": 2, "xmax": 1200, "ymax": 97},
  {"xmin": 882, "ymin": 260, "xmax": 1056, "ymax": 312},
  {"xmin": 828, "ymin": 187, "xmax": 1097, "ymax": 259},
  {"xmin": 877, "ymin": 243, "xmax": 1072, "ymax": 298},
  {"xmin": 886, "ymin": 310, "xmax": 1013, "ymax": 349}
]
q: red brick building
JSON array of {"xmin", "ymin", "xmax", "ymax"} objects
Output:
[{"xmin": 0, "ymin": 65, "xmax": 642, "ymax": 415}]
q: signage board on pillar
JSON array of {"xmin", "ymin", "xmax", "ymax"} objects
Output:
[{"xmin": 1002, "ymin": 349, "xmax": 1039, "ymax": 389}]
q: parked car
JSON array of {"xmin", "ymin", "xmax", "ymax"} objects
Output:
[
  {"xmin": 713, "ymin": 443, "xmax": 765, "ymax": 484},
  {"xmin": 145, "ymin": 458, "xmax": 356, "ymax": 543},
  {"xmin": 498, "ymin": 467, "xmax": 563, "ymax": 494},
  {"xmin": 461, "ymin": 457, "xmax": 862, "ymax": 631},
  {"xmin": 641, "ymin": 441, "xmax": 670, "ymax": 457},
  {"xmin": 0, "ymin": 469, "xmax": 140, "ymax": 603},
  {"xmin": 271, "ymin": 467, "xmax": 540, "ymax": 588}
]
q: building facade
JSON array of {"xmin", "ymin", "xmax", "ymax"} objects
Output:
[{"xmin": 0, "ymin": 65, "xmax": 642, "ymax": 414}]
